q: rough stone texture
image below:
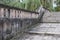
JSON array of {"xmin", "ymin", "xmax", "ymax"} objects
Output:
[
  {"xmin": 18, "ymin": 33, "xmax": 60, "ymax": 40},
  {"xmin": 42, "ymin": 12, "xmax": 60, "ymax": 22},
  {"xmin": 28, "ymin": 23, "xmax": 60, "ymax": 34}
]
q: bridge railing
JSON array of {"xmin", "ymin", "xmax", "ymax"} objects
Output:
[
  {"xmin": 0, "ymin": 4, "xmax": 39, "ymax": 19},
  {"xmin": 0, "ymin": 4, "xmax": 39, "ymax": 40}
]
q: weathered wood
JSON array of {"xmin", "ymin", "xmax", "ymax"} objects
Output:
[
  {"xmin": 42, "ymin": 12, "xmax": 60, "ymax": 22},
  {"xmin": 0, "ymin": 4, "xmax": 39, "ymax": 40}
]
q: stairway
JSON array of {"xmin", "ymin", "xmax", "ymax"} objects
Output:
[
  {"xmin": 42, "ymin": 12, "xmax": 60, "ymax": 22},
  {"xmin": 11, "ymin": 12, "xmax": 60, "ymax": 40},
  {"xmin": 28, "ymin": 12, "xmax": 60, "ymax": 34},
  {"xmin": 28, "ymin": 23, "xmax": 60, "ymax": 34},
  {"xmin": 20, "ymin": 12, "xmax": 60, "ymax": 40},
  {"xmin": 23, "ymin": 12, "xmax": 60, "ymax": 40}
]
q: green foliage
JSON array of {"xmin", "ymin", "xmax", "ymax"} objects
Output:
[
  {"xmin": 55, "ymin": 6, "xmax": 60, "ymax": 11},
  {"xmin": 40, "ymin": 0, "xmax": 53, "ymax": 11},
  {"xmin": 56, "ymin": 0, "xmax": 60, "ymax": 6},
  {"xmin": 54, "ymin": 0, "xmax": 60, "ymax": 11},
  {"xmin": 0, "ymin": 0, "xmax": 41, "ymax": 11},
  {"xmin": 0, "ymin": 0, "xmax": 53, "ymax": 11}
]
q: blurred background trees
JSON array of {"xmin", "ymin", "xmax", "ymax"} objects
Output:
[
  {"xmin": 0, "ymin": 0, "xmax": 60, "ymax": 11},
  {"xmin": 0, "ymin": 0, "xmax": 41, "ymax": 11},
  {"xmin": 54, "ymin": 0, "xmax": 60, "ymax": 11}
]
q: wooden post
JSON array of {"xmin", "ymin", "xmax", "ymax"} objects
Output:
[
  {"xmin": 0, "ymin": 8, "xmax": 4, "ymax": 18},
  {"xmin": 1, "ymin": 22, "xmax": 4, "ymax": 40},
  {"xmin": 13, "ymin": 10, "xmax": 15, "ymax": 18},
  {"xmin": 10, "ymin": 9, "xmax": 13, "ymax": 18},
  {"xmin": 0, "ymin": 8, "xmax": 1, "ymax": 18},
  {"xmin": 19, "ymin": 11, "xmax": 21, "ymax": 19},
  {"xmin": 16, "ymin": 10, "xmax": 18, "ymax": 18}
]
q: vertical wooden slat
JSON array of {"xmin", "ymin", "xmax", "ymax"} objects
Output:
[
  {"xmin": 20, "ymin": 11, "xmax": 22, "ymax": 19},
  {"xmin": 10, "ymin": 9, "xmax": 15, "ymax": 18},
  {"xmin": 16, "ymin": 10, "xmax": 18, "ymax": 18},
  {"xmin": 12, "ymin": 22, "xmax": 15, "ymax": 33},
  {"xmin": 10, "ymin": 9, "xmax": 13, "ymax": 18},
  {"xmin": 5, "ymin": 9, "xmax": 8, "ymax": 18},
  {"xmin": 17, "ymin": 22, "xmax": 18, "ymax": 32},
  {"xmin": 18, "ymin": 11, "xmax": 19, "ymax": 18},
  {"xmin": 13, "ymin": 22, "xmax": 16, "ymax": 33},
  {"xmin": 3, "ymin": 22, "xmax": 7, "ymax": 33},
  {"xmin": 18, "ymin": 22, "xmax": 20, "ymax": 31},
  {"xmin": 19, "ymin": 11, "xmax": 21, "ymax": 19},
  {"xmin": 11, "ymin": 22, "xmax": 14, "ymax": 33},
  {"xmin": 0, "ymin": 23, "xmax": 3, "ymax": 40},
  {"xmin": 0, "ymin": 8, "xmax": 1, "ymax": 18},
  {"xmin": 13, "ymin": 9, "xmax": 15, "ymax": 18},
  {"xmin": 0, "ymin": 8, "xmax": 4, "ymax": 18}
]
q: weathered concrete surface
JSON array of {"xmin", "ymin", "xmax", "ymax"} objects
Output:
[
  {"xmin": 18, "ymin": 33, "xmax": 60, "ymax": 40},
  {"xmin": 10, "ymin": 33, "xmax": 60, "ymax": 40},
  {"xmin": 18, "ymin": 23, "xmax": 60, "ymax": 40},
  {"xmin": 27, "ymin": 23, "xmax": 60, "ymax": 34},
  {"xmin": 42, "ymin": 12, "xmax": 60, "ymax": 22},
  {"xmin": 10, "ymin": 23, "xmax": 60, "ymax": 40},
  {"xmin": 10, "ymin": 12, "xmax": 60, "ymax": 40}
]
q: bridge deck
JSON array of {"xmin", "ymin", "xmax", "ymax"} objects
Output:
[
  {"xmin": 10, "ymin": 23, "xmax": 60, "ymax": 40},
  {"xmin": 10, "ymin": 12, "xmax": 60, "ymax": 40},
  {"xmin": 27, "ymin": 23, "xmax": 60, "ymax": 34}
]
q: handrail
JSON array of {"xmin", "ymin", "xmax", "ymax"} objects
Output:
[
  {"xmin": 0, "ymin": 4, "xmax": 39, "ymax": 14},
  {"xmin": 0, "ymin": 4, "xmax": 39, "ymax": 19},
  {"xmin": 38, "ymin": 6, "xmax": 45, "ymax": 21}
]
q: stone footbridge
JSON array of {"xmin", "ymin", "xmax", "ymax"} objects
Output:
[{"xmin": 0, "ymin": 4, "xmax": 60, "ymax": 40}]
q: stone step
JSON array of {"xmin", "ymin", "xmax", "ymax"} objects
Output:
[
  {"xmin": 10, "ymin": 23, "xmax": 60, "ymax": 40},
  {"xmin": 42, "ymin": 12, "xmax": 60, "ymax": 22},
  {"xmin": 18, "ymin": 33, "xmax": 60, "ymax": 40},
  {"xmin": 27, "ymin": 23, "xmax": 60, "ymax": 34}
]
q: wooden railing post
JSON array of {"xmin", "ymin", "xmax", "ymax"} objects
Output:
[
  {"xmin": 0, "ymin": 4, "xmax": 39, "ymax": 40},
  {"xmin": 0, "ymin": 8, "xmax": 4, "ymax": 18}
]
